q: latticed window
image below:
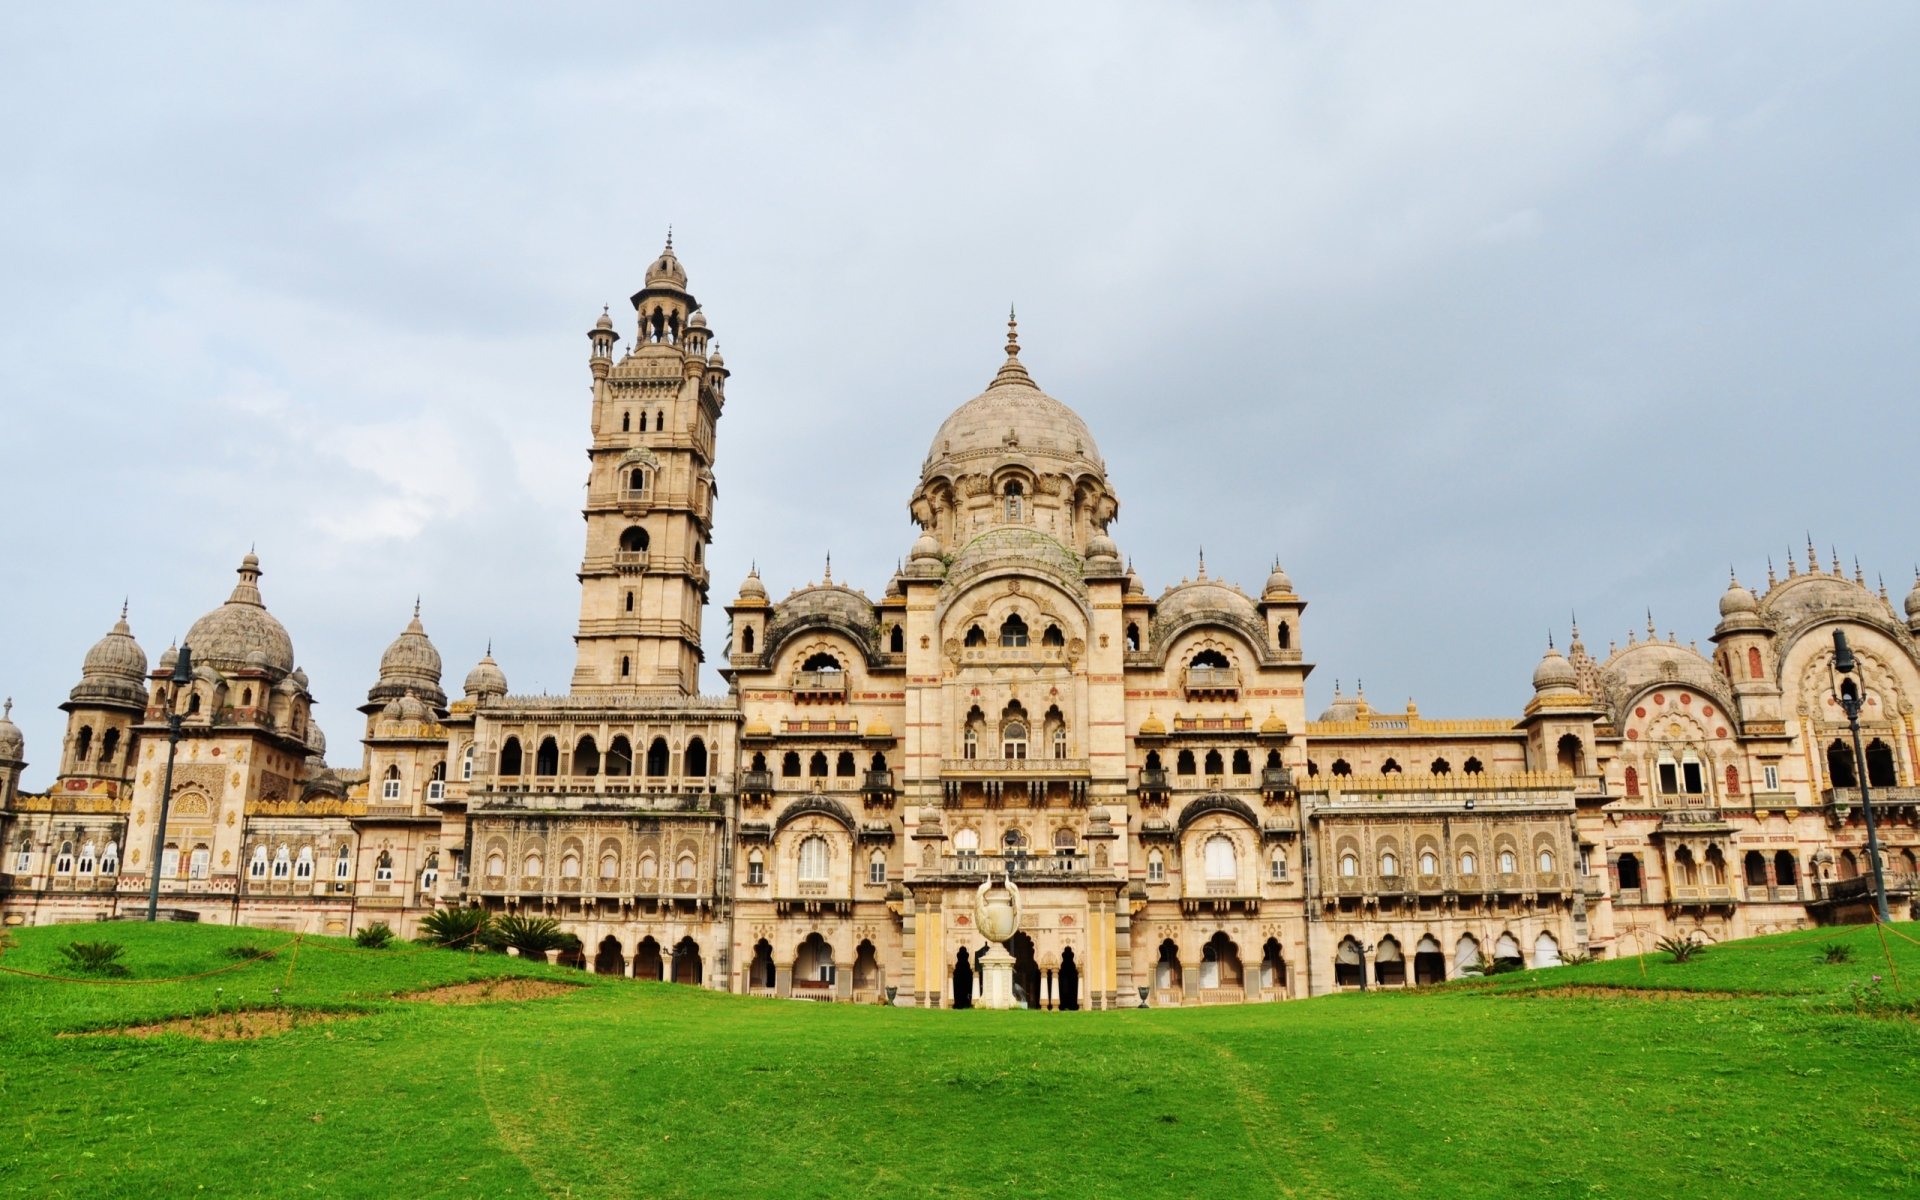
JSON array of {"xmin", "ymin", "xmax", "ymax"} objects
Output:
[
  {"xmin": 1003, "ymin": 721, "xmax": 1028, "ymax": 760},
  {"xmin": 1205, "ymin": 835, "xmax": 1236, "ymax": 880},
  {"xmin": 798, "ymin": 836, "xmax": 828, "ymax": 883},
  {"xmin": 294, "ymin": 847, "xmax": 313, "ymax": 880}
]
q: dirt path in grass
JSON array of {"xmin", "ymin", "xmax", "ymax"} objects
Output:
[{"xmin": 1163, "ymin": 1027, "xmax": 1302, "ymax": 1199}]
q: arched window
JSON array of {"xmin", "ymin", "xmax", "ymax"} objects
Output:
[
  {"xmin": 953, "ymin": 828, "xmax": 980, "ymax": 859},
  {"xmin": 461, "ymin": 743, "xmax": 475, "ymax": 781},
  {"xmin": 1459, "ymin": 850, "xmax": 1478, "ymax": 875},
  {"xmin": 336, "ymin": 844, "xmax": 353, "ymax": 879},
  {"xmin": 809, "ymin": 750, "xmax": 828, "ymax": 777},
  {"xmin": 420, "ymin": 851, "xmax": 439, "ymax": 892},
  {"xmin": 1380, "ymin": 851, "xmax": 1399, "ymax": 876},
  {"xmin": 1147, "ymin": 848, "xmax": 1165, "ymax": 882},
  {"xmin": 517, "ymin": 851, "xmax": 537, "ymax": 879},
  {"xmin": 1623, "ymin": 765, "xmax": 1640, "ymax": 797},
  {"xmin": 646, "ymin": 738, "xmax": 670, "ymax": 776},
  {"xmin": 1339, "ymin": 852, "xmax": 1359, "ymax": 878},
  {"xmin": 74, "ymin": 726, "xmax": 93, "ymax": 762},
  {"xmin": 1331, "ymin": 759, "xmax": 1352, "ymax": 777},
  {"xmin": 573, "ymin": 736, "xmax": 601, "ymax": 776},
  {"xmin": 638, "ymin": 852, "xmax": 658, "ymax": 880},
  {"xmin": 1463, "ymin": 757, "xmax": 1483, "ymax": 775},
  {"xmin": 619, "ymin": 526, "xmax": 650, "ymax": 553},
  {"xmin": 534, "ymin": 737, "xmax": 559, "ymax": 776},
  {"xmin": 964, "ymin": 625, "xmax": 986, "ymax": 648},
  {"xmin": 1053, "ymin": 827, "xmax": 1077, "ymax": 853},
  {"xmin": 801, "ymin": 651, "xmax": 842, "ymax": 673},
  {"xmin": 798, "ymin": 836, "xmax": 828, "ymax": 882},
  {"xmin": 1557, "ymin": 734, "xmax": 1584, "ymax": 775},
  {"xmin": 999, "ymin": 614, "xmax": 1029, "ymax": 647},
  {"xmin": 272, "ymin": 845, "xmax": 291, "ymax": 879},
  {"xmin": 1004, "ymin": 480, "xmax": 1024, "ymax": 521},
  {"xmin": 295, "ymin": 847, "xmax": 313, "ymax": 879},
  {"xmin": 1537, "ymin": 848, "xmax": 1555, "ymax": 873},
  {"xmin": 1419, "ymin": 850, "xmax": 1439, "ymax": 876},
  {"xmin": 1773, "ymin": 850, "xmax": 1797, "ymax": 886},
  {"xmin": 741, "ymin": 626, "xmax": 755, "ymax": 653},
  {"xmin": 962, "ymin": 727, "xmax": 978, "ymax": 760},
  {"xmin": 600, "ymin": 850, "xmax": 619, "ymax": 880},
  {"xmin": 1125, "ymin": 623, "xmax": 1140, "ymax": 652},
  {"xmin": 621, "ymin": 411, "xmax": 630, "ymax": 432},
  {"xmin": 607, "ymin": 736, "xmax": 633, "ymax": 776},
  {"xmin": 499, "ymin": 737, "xmax": 523, "ymax": 776},
  {"xmin": 100, "ymin": 727, "xmax": 120, "ymax": 762},
  {"xmin": 187, "ymin": 693, "xmax": 202, "ymax": 715},
  {"xmin": 100, "ymin": 841, "xmax": 118, "ymax": 874},
  {"xmin": 686, "ymin": 737, "xmax": 708, "ymax": 777},
  {"xmin": 1616, "ymin": 853, "xmax": 1642, "ymax": 889},
  {"xmin": 1003, "ymin": 721, "xmax": 1028, "ymax": 760},
  {"xmin": 1747, "ymin": 646, "xmax": 1763, "ymax": 679},
  {"xmin": 781, "ymin": 751, "xmax": 801, "ymax": 777},
  {"xmin": 249, "ymin": 845, "xmax": 268, "ymax": 878},
  {"xmin": 1381, "ymin": 758, "xmax": 1402, "ymax": 775},
  {"xmin": 890, "ymin": 625, "xmax": 905, "ymax": 654},
  {"xmin": 746, "ymin": 850, "xmax": 765, "ymax": 886},
  {"xmin": 1204, "ymin": 749, "xmax": 1224, "ymax": 775},
  {"xmin": 1827, "ymin": 740, "xmax": 1856, "ymax": 788},
  {"xmin": 1053, "ymin": 724, "xmax": 1068, "ymax": 759},
  {"xmin": 628, "ymin": 467, "xmax": 648, "ymax": 493},
  {"xmin": 868, "ymin": 851, "xmax": 887, "ymax": 886},
  {"xmin": 1204, "ymin": 835, "xmax": 1237, "ymax": 880},
  {"xmin": 836, "ymin": 750, "xmax": 856, "ymax": 776},
  {"xmin": 188, "ymin": 845, "xmax": 209, "ymax": 879},
  {"xmin": 1176, "ymin": 749, "xmax": 1196, "ymax": 776},
  {"xmin": 1276, "ymin": 621, "xmax": 1290, "ymax": 650},
  {"xmin": 1498, "ymin": 849, "xmax": 1517, "ymax": 874},
  {"xmin": 1269, "ymin": 851, "xmax": 1287, "ymax": 881},
  {"xmin": 1232, "ymin": 748, "xmax": 1251, "ymax": 775},
  {"xmin": 1532, "ymin": 933, "xmax": 1562, "ymax": 969},
  {"xmin": 1866, "ymin": 739, "xmax": 1898, "ymax": 787},
  {"xmin": 1190, "ymin": 649, "xmax": 1230, "ymax": 669},
  {"xmin": 381, "ymin": 764, "xmax": 402, "ymax": 800},
  {"xmin": 1431, "ymin": 758, "xmax": 1451, "ymax": 775},
  {"xmin": 654, "ymin": 410, "xmax": 665, "ymax": 431},
  {"xmin": 560, "ymin": 851, "xmax": 581, "ymax": 879}
]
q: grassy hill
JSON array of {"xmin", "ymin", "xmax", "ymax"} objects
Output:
[{"xmin": 2, "ymin": 921, "xmax": 1917, "ymax": 1199}]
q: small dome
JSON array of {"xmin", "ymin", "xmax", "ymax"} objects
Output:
[
  {"xmin": 382, "ymin": 698, "xmax": 404, "ymax": 720},
  {"xmin": 292, "ymin": 667, "xmax": 309, "ymax": 689},
  {"xmin": 644, "ymin": 241, "xmax": 689, "ymax": 289},
  {"xmin": 1260, "ymin": 710, "xmax": 1286, "ymax": 735},
  {"xmin": 865, "ymin": 717, "xmax": 893, "ymax": 738},
  {"xmin": 916, "ymin": 805, "xmax": 941, "ymax": 826},
  {"xmin": 396, "ymin": 693, "xmax": 431, "ymax": 723},
  {"xmin": 1125, "ymin": 570, "xmax": 1146, "ymax": 598},
  {"xmin": 594, "ymin": 307, "xmax": 614, "ymax": 331},
  {"xmin": 72, "ymin": 610, "xmax": 149, "ymax": 709},
  {"xmin": 688, "ymin": 311, "xmax": 708, "ymax": 328},
  {"xmin": 910, "ymin": 533, "xmax": 941, "ymax": 561},
  {"xmin": 462, "ymin": 650, "xmax": 508, "ymax": 699},
  {"xmin": 1087, "ymin": 805, "xmax": 1112, "ymax": 824},
  {"xmin": 1086, "ymin": 532, "xmax": 1119, "ymax": 562},
  {"xmin": 0, "ymin": 699, "xmax": 23, "ymax": 761},
  {"xmin": 1264, "ymin": 562, "xmax": 1294, "ymax": 597},
  {"xmin": 737, "ymin": 568, "xmax": 768, "ymax": 602},
  {"xmin": 709, "ymin": 346, "xmax": 725, "ymax": 368},
  {"xmin": 1905, "ymin": 572, "xmax": 1920, "ymax": 620},
  {"xmin": 376, "ymin": 606, "xmax": 442, "ymax": 688},
  {"xmin": 304, "ymin": 720, "xmax": 327, "ymax": 757},
  {"xmin": 1533, "ymin": 645, "xmax": 1578, "ymax": 692},
  {"xmin": 157, "ymin": 644, "xmax": 179, "ymax": 674},
  {"xmin": 184, "ymin": 553, "xmax": 295, "ymax": 677},
  {"xmin": 1719, "ymin": 575, "xmax": 1758, "ymax": 617},
  {"xmin": 1156, "ymin": 578, "xmax": 1259, "ymax": 626},
  {"xmin": 1138, "ymin": 711, "xmax": 1166, "ymax": 736},
  {"xmin": 744, "ymin": 716, "xmax": 772, "ymax": 737}
]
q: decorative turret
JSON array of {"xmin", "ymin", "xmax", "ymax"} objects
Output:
[
  {"xmin": 0, "ymin": 698, "xmax": 22, "ymax": 807},
  {"xmin": 366, "ymin": 601, "xmax": 446, "ymax": 712},
  {"xmin": 462, "ymin": 646, "xmax": 508, "ymax": 701},
  {"xmin": 588, "ymin": 305, "xmax": 619, "ymax": 378}
]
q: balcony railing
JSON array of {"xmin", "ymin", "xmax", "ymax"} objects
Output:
[
  {"xmin": 942, "ymin": 757, "xmax": 1090, "ymax": 777},
  {"xmin": 1183, "ymin": 666, "xmax": 1242, "ymax": 697},
  {"xmin": 792, "ymin": 670, "xmax": 847, "ymax": 700},
  {"xmin": 741, "ymin": 770, "xmax": 775, "ymax": 794},
  {"xmin": 862, "ymin": 770, "xmax": 895, "ymax": 794},
  {"xmin": 1139, "ymin": 768, "xmax": 1171, "ymax": 796},
  {"xmin": 939, "ymin": 851, "xmax": 1091, "ymax": 879},
  {"xmin": 613, "ymin": 550, "xmax": 650, "ymax": 573}
]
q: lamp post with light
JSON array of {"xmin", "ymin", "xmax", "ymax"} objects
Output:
[
  {"xmin": 1829, "ymin": 630, "xmax": 1892, "ymax": 924},
  {"xmin": 145, "ymin": 644, "xmax": 194, "ymax": 922}
]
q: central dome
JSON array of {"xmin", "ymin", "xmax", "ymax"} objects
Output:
[
  {"xmin": 184, "ymin": 553, "xmax": 295, "ymax": 677},
  {"xmin": 922, "ymin": 317, "xmax": 1103, "ymax": 478}
]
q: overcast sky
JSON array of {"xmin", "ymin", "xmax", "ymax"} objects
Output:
[{"xmin": 3, "ymin": 3, "xmax": 1916, "ymax": 785}]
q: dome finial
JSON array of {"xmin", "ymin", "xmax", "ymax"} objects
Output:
[
  {"xmin": 1196, "ymin": 547, "xmax": 1206, "ymax": 580},
  {"xmin": 413, "ymin": 595, "xmax": 421, "ymax": 619},
  {"xmin": 1646, "ymin": 609, "xmax": 1656, "ymax": 636},
  {"xmin": 1766, "ymin": 555, "xmax": 1776, "ymax": 586},
  {"xmin": 823, "ymin": 552, "xmax": 832, "ymax": 585},
  {"xmin": 1006, "ymin": 304, "xmax": 1019, "ymax": 358},
  {"xmin": 2, "ymin": 698, "xmax": 10, "ymax": 720},
  {"xmin": 121, "ymin": 597, "xmax": 129, "ymax": 620},
  {"xmin": 665, "ymin": 224, "xmax": 673, "ymax": 253}
]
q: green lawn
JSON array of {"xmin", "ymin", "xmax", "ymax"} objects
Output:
[{"xmin": 2, "ymin": 922, "xmax": 1917, "ymax": 1199}]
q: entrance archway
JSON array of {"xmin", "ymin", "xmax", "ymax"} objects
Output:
[
  {"xmin": 1374, "ymin": 936, "xmax": 1406, "ymax": 987},
  {"xmin": 1009, "ymin": 932, "xmax": 1040, "ymax": 1009},
  {"xmin": 852, "ymin": 938, "xmax": 880, "ymax": 999},
  {"xmin": 1260, "ymin": 937, "xmax": 1287, "ymax": 997},
  {"xmin": 749, "ymin": 938, "xmax": 776, "ymax": 991},
  {"xmin": 633, "ymin": 936, "xmax": 664, "ymax": 981},
  {"xmin": 952, "ymin": 948, "xmax": 974, "ymax": 1009},
  {"xmin": 793, "ymin": 933, "xmax": 835, "ymax": 996},
  {"xmin": 1156, "ymin": 939, "xmax": 1183, "ymax": 1003},
  {"xmin": 1058, "ymin": 947, "xmax": 1080, "ymax": 1010},
  {"xmin": 670, "ymin": 937, "xmax": 701, "ymax": 985},
  {"xmin": 593, "ymin": 935, "xmax": 623, "ymax": 976},
  {"xmin": 1200, "ymin": 932, "xmax": 1243, "ymax": 994},
  {"xmin": 1413, "ymin": 935, "xmax": 1445, "ymax": 986}
]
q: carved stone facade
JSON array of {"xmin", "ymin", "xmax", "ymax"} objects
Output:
[{"xmin": 5, "ymin": 245, "xmax": 1918, "ymax": 1004}]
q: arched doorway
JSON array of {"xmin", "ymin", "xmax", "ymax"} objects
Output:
[
  {"xmin": 793, "ymin": 933, "xmax": 834, "ymax": 997},
  {"xmin": 1373, "ymin": 935, "xmax": 1406, "ymax": 987},
  {"xmin": 1058, "ymin": 947, "xmax": 1080, "ymax": 1011},
  {"xmin": 1413, "ymin": 935, "xmax": 1445, "ymax": 986},
  {"xmin": 1260, "ymin": 937, "xmax": 1287, "ymax": 997},
  {"xmin": 852, "ymin": 939, "xmax": 880, "ymax": 1000},
  {"xmin": 1200, "ymin": 932, "xmax": 1243, "ymax": 996},
  {"xmin": 1009, "ymin": 932, "xmax": 1040, "ymax": 1009},
  {"xmin": 1333, "ymin": 937, "xmax": 1364, "ymax": 988},
  {"xmin": 633, "ymin": 936, "xmax": 664, "ymax": 981},
  {"xmin": 952, "ymin": 948, "xmax": 974, "ymax": 1009},
  {"xmin": 749, "ymin": 938, "xmax": 776, "ymax": 991},
  {"xmin": 670, "ymin": 937, "xmax": 701, "ymax": 985},
  {"xmin": 593, "ymin": 935, "xmax": 623, "ymax": 976},
  {"xmin": 1453, "ymin": 934, "xmax": 1481, "ymax": 978},
  {"xmin": 1155, "ymin": 939, "xmax": 1182, "ymax": 1004}
]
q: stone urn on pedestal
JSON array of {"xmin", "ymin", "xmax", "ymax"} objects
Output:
[{"xmin": 974, "ymin": 874, "xmax": 1023, "ymax": 1010}]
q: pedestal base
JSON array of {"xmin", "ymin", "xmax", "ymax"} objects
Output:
[{"xmin": 977, "ymin": 944, "xmax": 1017, "ymax": 1010}]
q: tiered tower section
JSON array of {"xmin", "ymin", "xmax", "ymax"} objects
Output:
[{"xmin": 572, "ymin": 238, "xmax": 729, "ymax": 695}]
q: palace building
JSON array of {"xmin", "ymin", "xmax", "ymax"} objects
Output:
[{"xmin": 4, "ymin": 242, "xmax": 1918, "ymax": 1006}]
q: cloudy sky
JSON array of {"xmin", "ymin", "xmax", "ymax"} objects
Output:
[{"xmin": 3, "ymin": 3, "xmax": 1916, "ymax": 784}]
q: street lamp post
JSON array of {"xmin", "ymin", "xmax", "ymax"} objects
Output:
[
  {"xmin": 1830, "ymin": 630, "xmax": 1892, "ymax": 923},
  {"xmin": 145, "ymin": 645, "xmax": 194, "ymax": 922}
]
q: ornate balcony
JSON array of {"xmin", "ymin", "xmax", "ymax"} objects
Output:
[
  {"xmin": 1182, "ymin": 665, "xmax": 1241, "ymax": 699},
  {"xmin": 936, "ymin": 851, "xmax": 1091, "ymax": 880},
  {"xmin": 613, "ymin": 550, "xmax": 649, "ymax": 573},
  {"xmin": 792, "ymin": 670, "xmax": 847, "ymax": 701}
]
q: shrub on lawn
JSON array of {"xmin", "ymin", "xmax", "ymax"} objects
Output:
[
  {"xmin": 354, "ymin": 922, "xmax": 395, "ymax": 950},
  {"xmin": 1656, "ymin": 935, "xmax": 1704, "ymax": 963},
  {"xmin": 1820, "ymin": 942, "xmax": 1855, "ymax": 964},
  {"xmin": 418, "ymin": 907, "xmax": 493, "ymax": 950},
  {"xmin": 58, "ymin": 941, "xmax": 129, "ymax": 977},
  {"xmin": 223, "ymin": 943, "xmax": 274, "ymax": 961},
  {"xmin": 487, "ymin": 914, "xmax": 567, "ymax": 958}
]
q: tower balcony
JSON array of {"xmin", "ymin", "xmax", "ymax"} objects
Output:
[
  {"xmin": 791, "ymin": 670, "xmax": 847, "ymax": 701},
  {"xmin": 613, "ymin": 550, "xmax": 650, "ymax": 573},
  {"xmin": 1182, "ymin": 666, "xmax": 1241, "ymax": 699}
]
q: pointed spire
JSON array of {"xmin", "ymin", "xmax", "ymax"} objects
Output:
[
  {"xmin": 1787, "ymin": 546, "xmax": 1799, "ymax": 577},
  {"xmin": 413, "ymin": 595, "xmax": 422, "ymax": 619},
  {"xmin": 1767, "ymin": 555, "xmax": 1776, "ymax": 587},
  {"xmin": 486, "ymin": 638, "xmax": 493, "ymax": 657},
  {"xmin": 1831, "ymin": 547, "xmax": 1842, "ymax": 575},
  {"xmin": 1878, "ymin": 573, "xmax": 1889, "ymax": 602},
  {"xmin": 1646, "ymin": 609, "xmax": 1656, "ymax": 636},
  {"xmin": 665, "ymin": 224, "xmax": 673, "ymax": 253},
  {"xmin": 2, "ymin": 698, "xmax": 10, "ymax": 720},
  {"xmin": 1196, "ymin": 547, "xmax": 1207, "ymax": 580},
  {"xmin": 230, "ymin": 551, "xmax": 264, "ymax": 607},
  {"xmin": 121, "ymin": 597, "xmax": 130, "ymax": 620},
  {"xmin": 822, "ymin": 552, "xmax": 832, "ymax": 585},
  {"xmin": 989, "ymin": 307, "xmax": 1036, "ymax": 389},
  {"xmin": 1807, "ymin": 533, "xmax": 1819, "ymax": 572},
  {"xmin": 1006, "ymin": 304, "xmax": 1019, "ymax": 356},
  {"xmin": 1854, "ymin": 556, "xmax": 1865, "ymax": 585}
]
